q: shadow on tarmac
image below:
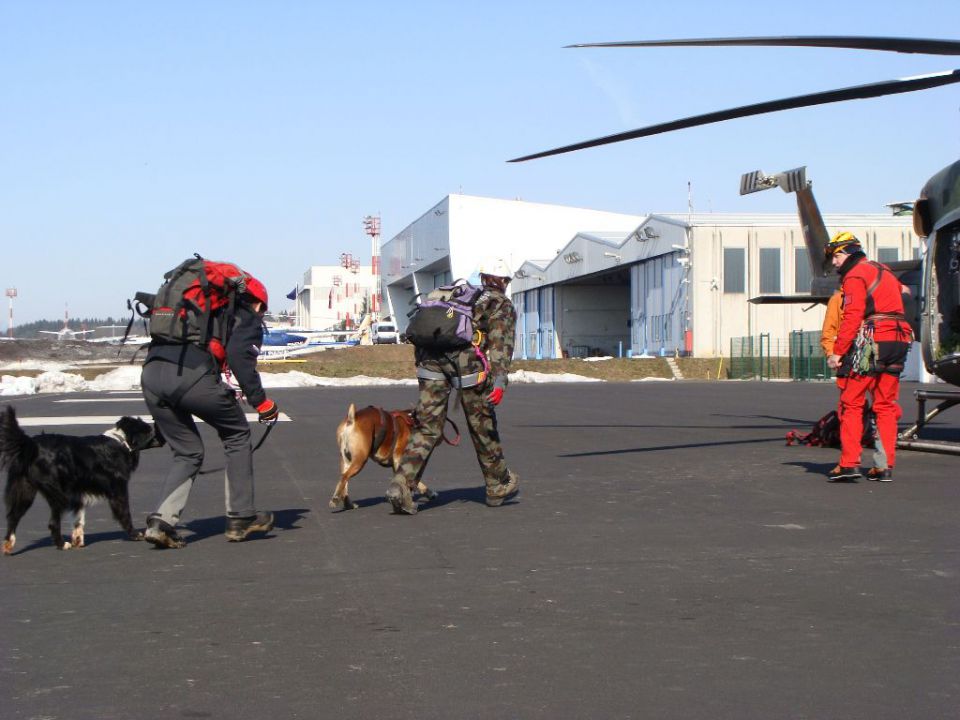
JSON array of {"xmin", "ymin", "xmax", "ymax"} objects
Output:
[
  {"xmin": 10, "ymin": 529, "xmax": 135, "ymax": 555},
  {"xmin": 338, "ymin": 486, "xmax": 505, "ymax": 513},
  {"xmin": 179, "ymin": 507, "xmax": 310, "ymax": 543},
  {"xmin": 560, "ymin": 435, "xmax": 783, "ymax": 458}
]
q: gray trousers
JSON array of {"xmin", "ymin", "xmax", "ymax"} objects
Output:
[{"xmin": 141, "ymin": 361, "xmax": 255, "ymax": 524}]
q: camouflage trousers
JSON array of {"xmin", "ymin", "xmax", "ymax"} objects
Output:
[{"xmin": 392, "ymin": 378, "xmax": 511, "ymax": 492}]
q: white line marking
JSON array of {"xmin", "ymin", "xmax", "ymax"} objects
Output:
[
  {"xmin": 16, "ymin": 413, "xmax": 292, "ymax": 427},
  {"xmin": 55, "ymin": 399, "xmax": 146, "ymax": 403}
]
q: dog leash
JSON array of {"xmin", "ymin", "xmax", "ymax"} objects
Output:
[
  {"xmin": 402, "ymin": 409, "xmax": 460, "ymax": 446},
  {"xmin": 198, "ymin": 418, "xmax": 277, "ymax": 475}
]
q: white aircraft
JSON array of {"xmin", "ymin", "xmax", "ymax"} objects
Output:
[
  {"xmin": 38, "ymin": 307, "xmax": 96, "ymax": 341},
  {"xmin": 87, "ymin": 324, "xmax": 150, "ymax": 345}
]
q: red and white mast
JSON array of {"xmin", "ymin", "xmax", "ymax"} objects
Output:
[
  {"xmin": 363, "ymin": 214, "xmax": 381, "ymax": 318},
  {"xmin": 5, "ymin": 288, "xmax": 16, "ymax": 338}
]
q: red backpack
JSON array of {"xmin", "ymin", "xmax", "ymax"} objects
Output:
[{"xmin": 129, "ymin": 255, "xmax": 257, "ymax": 358}]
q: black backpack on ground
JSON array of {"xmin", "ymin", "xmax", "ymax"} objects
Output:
[{"xmin": 786, "ymin": 404, "xmax": 877, "ymax": 448}]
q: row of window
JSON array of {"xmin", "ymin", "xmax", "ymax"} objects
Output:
[{"xmin": 723, "ymin": 246, "xmax": 908, "ymax": 294}]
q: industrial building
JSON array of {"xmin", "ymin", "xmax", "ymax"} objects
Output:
[
  {"xmin": 290, "ymin": 261, "xmax": 377, "ymax": 330},
  {"xmin": 382, "ymin": 195, "xmax": 916, "ymax": 359}
]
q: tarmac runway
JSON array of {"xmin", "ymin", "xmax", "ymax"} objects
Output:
[{"xmin": 2, "ymin": 381, "xmax": 958, "ymax": 719}]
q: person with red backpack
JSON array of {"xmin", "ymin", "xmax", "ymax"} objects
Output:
[
  {"xmin": 825, "ymin": 233, "xmax": 912, "ymax": 482},
  {"xmin": 138, "ymin": 257, "xmax": 279, "ymax": 548}
]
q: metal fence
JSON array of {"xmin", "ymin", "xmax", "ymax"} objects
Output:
[
  {"xmin": 729, "ymin": 331, "xmax": 833, "ymax": 381},
  {"xmin": 789, "ymin": 330, "xmax": 831, "ymax": 381}
]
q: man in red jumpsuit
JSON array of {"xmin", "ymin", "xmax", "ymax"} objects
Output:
[{"xmin": 826, "ymin": 232, "xmax": 913, "ymax": 482}]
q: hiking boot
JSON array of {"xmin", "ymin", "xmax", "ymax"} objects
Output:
[
  {"xmin": 867, "ymin": 467, "xmax": 894, "ymax": 482},
  {"xmin": 225, "ymin": 511, "xmax": 274, "ymax": 542},
  {"xmin": 144, "ymin": 517, "xmax": 186, "ymax": 549},
  {"xmin": 828, "ymin": 466, "xmax": 862, "ymax": 482},
  {"xmin": 486, "ymin": 471, "xmax": 519, "ymax": 507},
  {"xmin": 386, "ymin": 482, "xmax": 417, "ymax": 515}
]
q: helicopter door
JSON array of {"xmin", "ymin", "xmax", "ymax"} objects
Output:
[{"xmin": 922, "ymin": 223, "xmax": 960, "ymax": 386}]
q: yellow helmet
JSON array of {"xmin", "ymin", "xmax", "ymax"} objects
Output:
[{"xmin": 825, "ymin": 231, "xmax": 862, "ymax": 257}]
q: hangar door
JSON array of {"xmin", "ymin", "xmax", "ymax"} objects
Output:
[
  {"xmin": 512, "ymin": 291, "xmax": 525, "ymax": 359},
  {"xmin": 536, "ymin": 287, "xmax": 553, "ymax": 359},
  {"xmin": 523, "ymin": 290, "xmax": 539, "ymax": 359}
]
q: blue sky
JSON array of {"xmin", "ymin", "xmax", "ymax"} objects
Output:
[{"xmin": 2, "ymin": 0, "xmax": 959, "ymax": 325}]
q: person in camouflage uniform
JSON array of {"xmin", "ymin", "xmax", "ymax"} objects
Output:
[{"xmin": 386, "ymin": 258, "xmax": 519, "ymax": 514}]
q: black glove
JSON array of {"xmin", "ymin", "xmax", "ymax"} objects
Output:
[{"xmin": 257, "ymin": 399, "xmax": 279, "ymax": 423}]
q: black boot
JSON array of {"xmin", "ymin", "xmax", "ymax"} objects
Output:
[
  {"xmin": 225, "ymin": 511, "xmax": 275, "ymax": 541},
  {"xmin": 144, "ymin": 516, "xmax": 187, "ymax": 549}
]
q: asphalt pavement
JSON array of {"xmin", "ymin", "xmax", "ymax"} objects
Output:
[{"xmin": 1, "ymin": 381, "xmax": 958, "ymax": 720}]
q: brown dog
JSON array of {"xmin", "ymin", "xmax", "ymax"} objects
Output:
[{"xmin": 331, "ymin": 404, "xmax": 442, "ymax": 511}]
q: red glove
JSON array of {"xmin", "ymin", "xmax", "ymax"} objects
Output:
[
  {"xmin": 487, "ymin": 387, "xmax": 504, "ymax": 406},
  {"xmin": 256, "ymin": 399, "xmax": 280, "ymax": 423}
]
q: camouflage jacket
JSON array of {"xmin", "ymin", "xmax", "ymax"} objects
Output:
[{"xmin": 415, "ymin": 286, "xmax": 516, "ymax": 389}]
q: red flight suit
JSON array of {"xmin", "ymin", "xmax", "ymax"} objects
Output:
[{"xmin": 833, "ymin": 254, "xmax": 912, "ymax": 469}]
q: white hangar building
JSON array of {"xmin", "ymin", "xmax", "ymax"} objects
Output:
[
  {"xmin": 381, "ymin": 195, "xmax": 917, "ymax": 359},
  {"xmin": 380, "ymin": 194, "xmax": 644, "ymax": 323}
]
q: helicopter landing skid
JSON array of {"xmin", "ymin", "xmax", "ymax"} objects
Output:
[{"xmin": 897, "ymin": 389, "xmax": 960, "ymax": 455}]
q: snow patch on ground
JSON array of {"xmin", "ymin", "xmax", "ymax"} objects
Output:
[
  {"xmin": 508, "ymin": 369, "xmax": 601, "ymax": 383},
  {"xmin": 0, "ymin": 365, "xmax": 608, "ymax": 396}
]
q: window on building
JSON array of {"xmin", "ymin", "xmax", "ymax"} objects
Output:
[
  {"xmin": 724, "ymin": 248, "xmax": 745, "ymax": 293},
  {"xmin": 877, "ymin": 247, "xmax": 899, "ymax": 264},
  {"xmin": 653, "ymin": 257, "xmax": 662, "ymax": 289},
  {"xmin": 794, "ymin": 247, "xmax": 812, "ymax": 294},
  {"xmin": 432, "ymin": 270, "xmax": 452, "ymax": 288},
  {"xmin": 759, "ymin": 248, "xmax": 781, "ymax": 294}
]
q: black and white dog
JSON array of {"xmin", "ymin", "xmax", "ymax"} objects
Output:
[{"xmin": 0, "ymin": 405, "xmax": 164, "ymax": 554}]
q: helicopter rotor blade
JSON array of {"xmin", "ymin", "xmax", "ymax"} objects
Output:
[
  {"xmin": 508, "ymin": 69, "xmax": 960, "ymax": 163},
  {"xmin": 565, "ymin": 36, "xmax": 960, "ymax": 56}
]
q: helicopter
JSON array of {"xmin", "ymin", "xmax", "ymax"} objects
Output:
[{"xmin": 509, "ymin": 36, "xmax": 960, "ymax": 452}]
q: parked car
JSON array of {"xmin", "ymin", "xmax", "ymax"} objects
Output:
[{"xmin": 371, "ymin": 321, "xmax": 399, "ymax": 344}]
